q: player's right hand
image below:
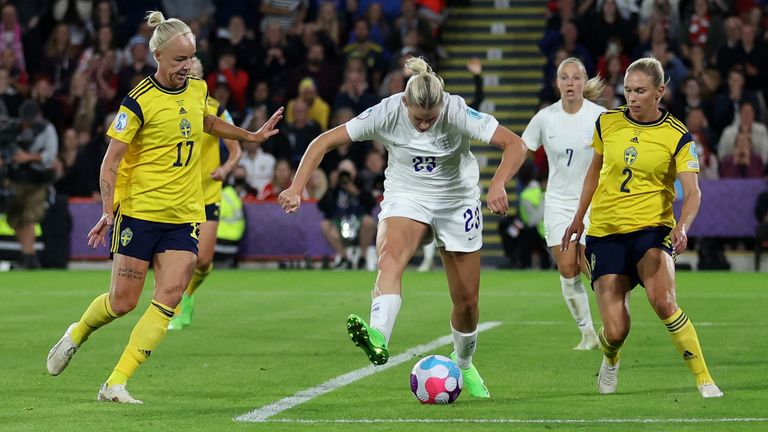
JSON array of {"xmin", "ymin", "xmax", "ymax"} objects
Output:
[
  {"xmin": 87, "ymin": 212, "xmax": 114, "ymax": 248},
  {"xmin": 278, "ymin": 188, "xmax": 301, "ymax": 214},
  {"xmin": 561, "ymin": 219, "xmax": 584, "ymax": 252}
]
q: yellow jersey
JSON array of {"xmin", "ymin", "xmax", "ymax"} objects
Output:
[
  {"xmin": 201, "ymin": 97, "xmax": 233, "ymax": 205},
  {"xmin": 587, "ymin": 107, "xmax": 700, "ymax": 237},
  {"xmin": 108, "ymin": 75, "xmax": 209, "ymax": 224}
]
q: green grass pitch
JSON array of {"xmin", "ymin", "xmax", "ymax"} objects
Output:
[{"xmin": 1, "ymin": 270, "xmax": 766, "ymax": 431}]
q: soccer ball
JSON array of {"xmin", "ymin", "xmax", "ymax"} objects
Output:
[{"xmin": 410, "ymin": 354, "xmax": 463, "ymax": 404}]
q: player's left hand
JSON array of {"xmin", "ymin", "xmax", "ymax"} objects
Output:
[
  {"xmin": 87, "ymin": 212, "xmax": 113, "ymax": 249},
  {"xmin": 486, "ymin": 181, "xmax": 508, "ymax": 216},
  {"xmin": 670, "ymin": 224, "xmax": 688, "ymax": 254},
  {"xmin": 251, "ymin": 106, "xmax": 284, "ymax": 143}
]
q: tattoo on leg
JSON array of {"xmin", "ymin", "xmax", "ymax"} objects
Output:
[{"xmin": 117, "ymin": 267, "xmax": 144, "ymax": 280}]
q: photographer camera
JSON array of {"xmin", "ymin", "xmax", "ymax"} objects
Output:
[
  {"xmin": 5, "ymin": 100, "xmax": 58, "ymax": 269},
  {"xmin": 318, "ymin": 159, "xmax": 377, "ymax": 270}
]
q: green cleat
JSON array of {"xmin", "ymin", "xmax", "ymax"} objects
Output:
[
  {"xmin": 346, "ymin": 314, "xmax": 389, "ymax": 365},
  {"xmin": 168, "ymin": 294, "xmax": 194, "ymax": 330},
  {"xmin": 451, "ymin": 351, "xmax": 490, "ymax": 398}
]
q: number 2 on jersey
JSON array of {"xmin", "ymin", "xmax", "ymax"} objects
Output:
[
  {"xmin": 173, "ymin": 141, "xmax": 194, "ymax": 167},
  {"xmin": 412, "ymin": 156, "xmax": 436, "ymax": 172},
  {"xmin": 620, "ymin": 168, "xmax": 633, "ymax": 193}
]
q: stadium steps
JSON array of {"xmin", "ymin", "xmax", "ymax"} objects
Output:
[{"xmin": 438, "ymin": 0, "xmax": 546, "ymax": 267}]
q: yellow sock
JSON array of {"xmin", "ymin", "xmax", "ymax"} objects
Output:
[
  {"xmin": 106, "ymin": 300, "xmax": 174, "ymax": 387},
  {"xmin": 598, "ymin": 327, "xmax": 623, "ymax": 366},
  {"xmin": 71, "ymin": 293, "xmax": 119, "ymax": 346},
  {"xmin": 663, "ymin": 308, "xmax": 714, "ymax": 386},
  {"xmin": 185, "ymin": 263, "xmax": 212, "ymax": 297}
]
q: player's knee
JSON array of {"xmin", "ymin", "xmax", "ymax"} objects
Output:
[
  {"xmin": 602, "ymin": 322, "xmax": 629, "ymax": 345},
  {"xmin": 648, "ymin": 294, "xmax": 677, "ymax": 319},
  {"xmin": 110, "ymin": 298, "xmax": 138, "ymax": 316},
  {"xmin": 197, "ymin": 256, "xmax": 213, "ymax": 271},
  {"xmin": 557, "ymin": 262, "xmax": 580, "ymax": 278}
]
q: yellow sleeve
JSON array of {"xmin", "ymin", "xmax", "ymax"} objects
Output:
[
  {"xmin": 675, "ymin": 132, "xmax": 700, "ymax": 173},
  {"xmin": 591, "ymin": 116, "xmax": 604, "ymax": 155},
  {"xmin": 107, "ymin": 96, "xmax": 144, "ymax": 143}
]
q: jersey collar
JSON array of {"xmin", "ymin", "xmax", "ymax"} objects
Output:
[
  {"xmin": 149, "ymin": 74, "xmax": 189, "ymax": 94},
  {"xmin": 623, "ymin": 108, "xmax": 668, "ymax": 127}
]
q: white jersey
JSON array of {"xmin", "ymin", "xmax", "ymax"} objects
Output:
[
  {"xmin": 522, "ymin": 99, "xmax": 605, "ymax": 207},
  {"xmin": 345, "ymin": 93, "xmax": 499, "ymax": 202}
]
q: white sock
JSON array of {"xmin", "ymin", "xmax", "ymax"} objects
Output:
[
  {"xmin": 369, "ymin": 293, "xmax": 401, "ymax": 344},
  {"xmin": 451, "ymin": 323, "xmax": 477, "ymax": 370},
  {"xmin": 560, "ymin": 275, "xmax": 595, "ymax": 335}
]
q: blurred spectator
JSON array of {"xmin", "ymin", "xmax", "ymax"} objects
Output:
[
  {"xmin": 679, "ymin": 0, "xmax": 724, "ymax": 61},
  {"xmin": 5, "ymin": 100, "xmax": 58, "ymax": 269},
  {"xmin": 318, "ymin": 159, "xmax": 377, "ymax": 269},
  {"xmin": 0, "ymin": 68, "xmax": 22, "ymax": 117},
  {"xmin": 540, "ymin": 22, "xmax": 594, "ymax": 76},
  {"xmin": 349, "ymin": 2, "xmax": 391, "ymax": 47},
  {"xmin": 260, "ymin": 0, "xmax": 308, "ymax": 33},
  {"xmin": 214, "ymin": 15, "xmax": 257, "ymax": 74},
  {"xmin": 0, "ymin": 5, "xmax": 26, "ymax": 74},
  {"xmin": 321, "ymin": 107, "xmax": 369, "ymax": 172},
  {"xmin": 230, "ymin": 164, "xmax": 258, "ymax": 199},
  {"xmin": 355, "ymin": 0, "xmax": 402, "ymax": 21},
  {"xmin": 306, "ymin": 167, "xmax": 329, "ymax": 199},
  {"xmin": 670, "ymin": 75, "xmax": 711, "ymax": 122},
  {"xmin": 718, "ymin": 101, "xmax": 768, "ymax": 162},
  {"xmin": 254, "ymin": 23, "xmax": 291, "ymax": 94},
  {"xmin": 52, "ymin": 0, "xmax": 91, "ymax": 49},
  {"xmin": 286, "ymin": 78, "xmax": 330, "ymax": 131},
  {"xmin": 285, "ymin": 43, "xmax": 340, "ymax": 103},
  {"xmin": 93, "ymin": 49, "xmax": 119, "ymax": 110},
  {"xmin": 599, "ymin": 79, "xmax": 623, "ymax": 109},
  {"xmin": 30, "ymin": 78, "xmax": 58, "ymax": 124},
  {"xmin": 686, "ymin": 108, "xmax": 719, "ymax": 179},
  {"xmin": 332, "ymin": 58, "xmax": 380, "ymax": 114},
  {"xmin": 53, "ymin": 128, "xmax": 99, "ymax": 197},
  {"xmin": 161, "ymin": 0, "xmax": 214, "ymax": 24},
  {"xmin": 89, "ymin": 1, "xmax": 119, "ymax": 37},
  {"xmin": 42, "ymin": 23, "xmax": 79, "ymax": 91},
  {"xmin": 379, "ymin": 67, "xmax": 405, "ymax": 97},
  {"xmin": 315, "ymin": 1, "xmax": 343, "ymax": 46},
  {"xmin": 390, "ymin": 0, "xmax": 433, "ymax": 55},
  {"xmin": 710, "ymin": 68, "xmax": 761, "ymax": 134},
  {"xmin": 357, "ymin": 149, "xmax": 386, "ymax": 199},
  {"xmin": 117, "ymin": 35, "xmax": 154, "ymax": 99},
  {"xmin": 738, "ymin": 22, "xmax": 767, "ymax": 95},
  {"xmin": 259, "ymin": 158, "xmax": 301, "ymax": 200},
  {"xmin": 584, "ymin": 0, "xmax": 634, "ymax": 60},
  {"xmin": 343, "ymin": 18, "xmax": 387, "ymax": 89},
  {"xmin": 206, "ymin": 49, "xmax": 249, "ymax": 114},
  {"xmin": 240, "ymin": 81, "xmax": 280, "ymax": 131},
  {"xmin": 716, "ymin": 16, "xmax": 744, "ymax": 77},
  {"xmin": 282, "ymin": 98, "xmax": 322, "ymax": 167},
  {"xmin": 215, "ymin": 168, "xmax": 247, "ymax": 268},
  {"xmin": 59, "ymin": 71, "xmax": 100, "ymax": 134},
  {"xmin": 720, "ymin": 132, "xmax": 765, "ymax": 178},
  {"xmin": 239, "ymin": 127, "xmax": 277, "ymax": 195}
]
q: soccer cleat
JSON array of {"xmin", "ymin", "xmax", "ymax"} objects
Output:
[
  {"xmin": 574, "ymin": 331, "xmax": 599, "ymax": 351},
  {"xmin": 97, "ymin": 383, "xmax": 143, "ymax": 404},
  {"xmin": 346, "ymin": 314, "xmax": 388, "ymax": 365},
  {"xmin": 597, "ymin": 356, "xmax": 620, "ymax": 394},
  {"xmin": 450, "ymin": 352, "xmax": 490, "ymax": 398},
  {"xmin": 168, "ymin": 295, "xmax": 194, "ymax": 330},
  {"xmin": 47, "ymin": 323, "xmax": 80, "ymax": 376},
  {"xmin": 698, "ymin": 383, "xmax": 724, "ymax": 398}
]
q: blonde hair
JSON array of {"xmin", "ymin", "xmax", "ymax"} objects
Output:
[
  {"xmin": 145, "ymin": 11, "xmax": 194, "ymax": 52},
  {"xmin": 626, "ymin": 57, "xmax": 667, "ymax": 88},
  {"xmin": 556, "ymin": 57, "xmax": 605, "ymax": 102},
  {"xmin": 404, "ymin": 57, "xmax": 444, "ymax": 110}
]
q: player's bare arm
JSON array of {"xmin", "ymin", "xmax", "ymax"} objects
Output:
[
  {"xmin": 487, "ymin": 125, "xmax": 527, "ymax": 216},
  {"xmin": 88, "ymin": 138, "xmax": 128, "ymax": 248},
  {"xmin": 204, "ymin": 107, "xmax": 284, "ymax": 143}
]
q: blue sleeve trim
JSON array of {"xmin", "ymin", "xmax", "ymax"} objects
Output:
[
  {"xmin": 122, "ymin": 96, "xmax": 144, "ymax": 126},
  {"xmin": 674, "ymin": 131, "xmax": 693, "ymax": 157}
]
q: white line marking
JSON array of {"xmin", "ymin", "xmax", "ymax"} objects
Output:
[
  {"xmin": 234, "ymin": 321, "xmax": 502, "ymax": 423},
  {"xmin": 259, "ymin": 418, "xmax": 768, "ymax": 424}
]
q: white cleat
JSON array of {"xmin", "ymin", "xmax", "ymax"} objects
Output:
[
  {"xmin": 98, "ymin": 383, "xmax": 143, "ymax": 404},
  {"xmin": 698, "ymin": 383, "xmax": 724, "ymax": 398},
  {"xmin": 574, "ymin": 332, "xmax": 599, "ymax": 350},
  {"xmin": 597, "ymin": 357, "xmax": 620, "ymax": 394},
  {"xmin": 47, "ymin": 323, "xmax": 80, "ymax": 376}
]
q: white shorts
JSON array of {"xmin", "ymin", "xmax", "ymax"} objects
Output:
[
  {"xmin": 378, "ymin": 196, "xmax": 483, "ymax": 252},
  {"xmin": 543, "ymin": 204, "xmax": 590, "ymax": 248}
]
